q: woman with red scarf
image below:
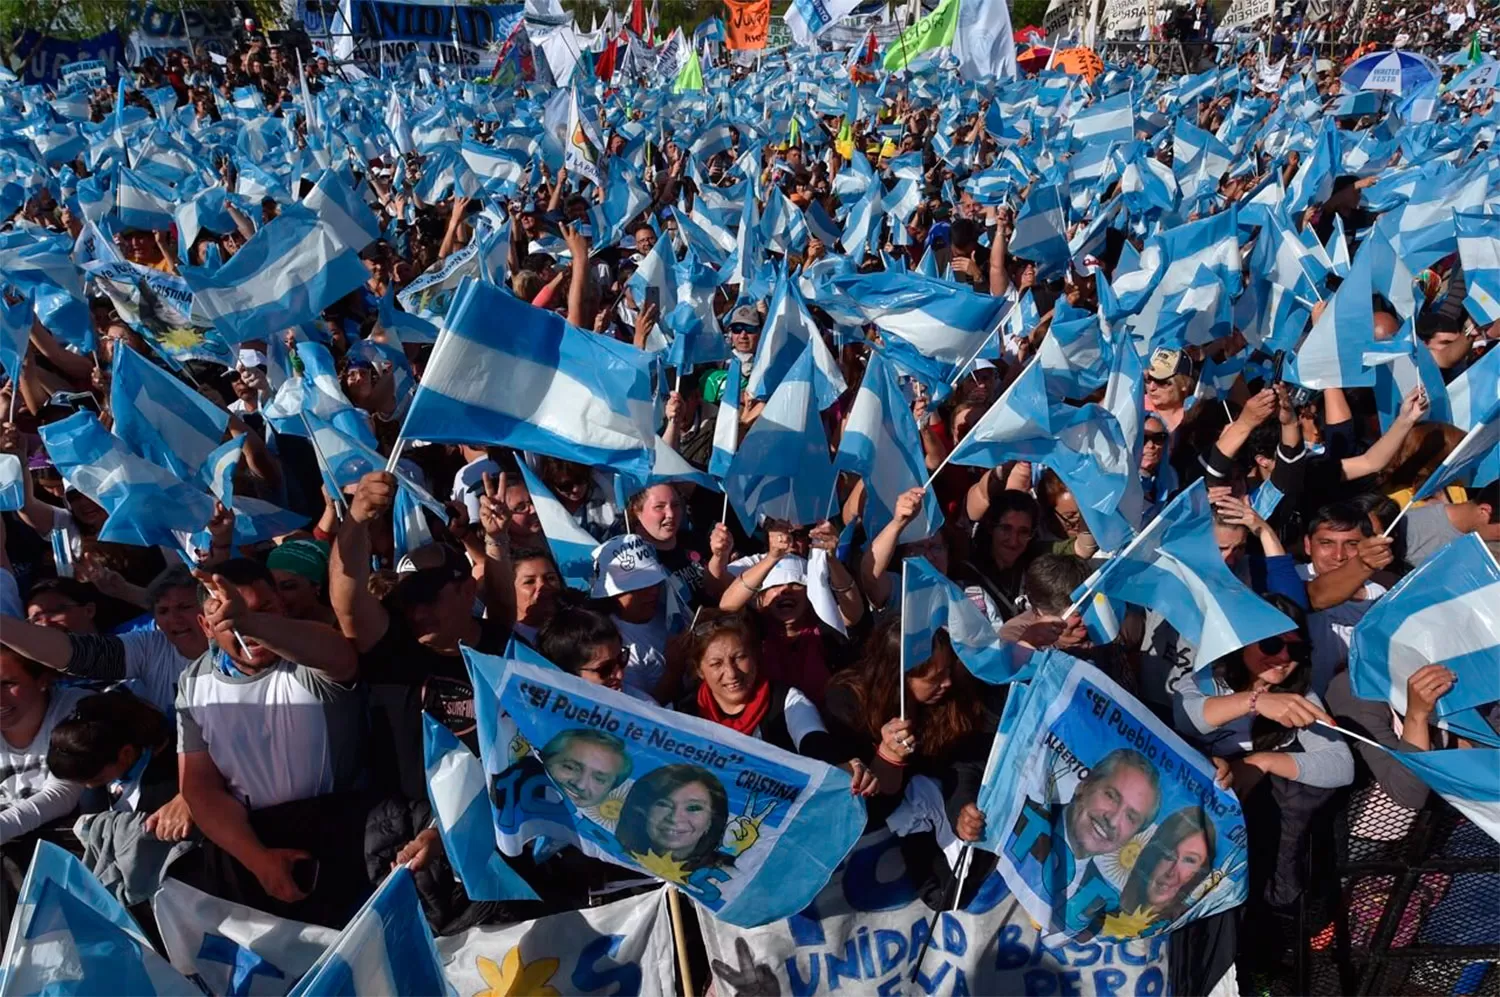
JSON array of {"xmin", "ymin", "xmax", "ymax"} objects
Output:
[{"xmin": 674, "ymin": 613, "xmax": 878, "ymax": 797}]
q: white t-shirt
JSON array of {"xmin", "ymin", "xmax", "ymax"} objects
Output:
[
  {"xmin": 1295, "ymin": 563, "xmax": 1386, "ymax": 698},
  {"xmin": 0, "ymin": 685, "xmax": 89, "ymax": 844}
]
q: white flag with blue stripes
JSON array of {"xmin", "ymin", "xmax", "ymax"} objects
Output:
[
  {"xmin": 1348, "ymin": 533, "xmax": 1500, "ymax": 721},
  {"xmin": 39, "ymin": 411, "xmax": 215, "ymax": 551},
  {"xmin": 181, "ymin": 205, "xmax": 369, "ymax": 343},
  {"xmin": 1412, "ymin": 399, "xmax": 1500, "ymax": 502},
  {"xmin": 424, "ymin": 715, "xmax": 540, "ymax": 902},
  {"xmin": 726, "ymin": 343, "xmax": 839, "ymax": 528},
  {"xmin": 902, "ymin": 557, "xmax": 1029, "ymax": 684},
  {"xmin": 1389, "ymin": 747, "xmax": 1500, "ymax": 843},
  {"xmin": 110, "ymin": 343, "xmax": 228, "ymax": 482},
  {"xmin": 286, "ymin": 867, "xmax": 451, "ymax": 997},
  {"xmin": 835, "ymin": 351, "xmax": 942, "ymax": 543},
  {"xmin": 516, "ymin": 458, "xmax": 606, "ymax": 592},
  {"xmin": 1456, "ymin": 210, "xmax": 1500, "ymax": 325},
  {"xmin": 1072, "ymin": 480, "xmax": 1299, "ymax": 682},
  {"xmin": 399, "ymin": 278, "xmax": 657, "ymax": 482},
  {"xmin": 709, "ymin": 360, "xmax": 744, "ymax": 482},
  {"xmin": 0, "ymin": 841, "xmax": 196, "ymax": 996},
  {"xmin": 301, "ymin": 168, "xmax": 380, "ymax": 254}
]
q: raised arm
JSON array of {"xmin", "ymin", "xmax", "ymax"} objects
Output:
[
  {"xmin": 329, "ymin": 473, "xmax": 394, "ymax": 653},
  {"xmin": 196, "ymin": 569, "xmax": 358, "ymax": 682}
]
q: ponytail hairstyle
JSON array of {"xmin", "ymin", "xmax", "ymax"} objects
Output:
[{"xmin": 47, "ymin": 689, "xmax": 170, "ymax": 783}]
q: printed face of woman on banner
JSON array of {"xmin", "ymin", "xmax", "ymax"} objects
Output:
[{"xmin": 616, "ymin": 764, "xmax": 731, "ymax": 873}]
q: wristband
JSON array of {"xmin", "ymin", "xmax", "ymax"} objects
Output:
[
  {"xmin": 876, "ymin": 747, "xmax": 907, "ymax": 767},
  {"xmin": 1249, "ymin": 690, "xmax": 1261, "ymax": 716},
  {"xmin": 737, "ymin": 575, "xmax": 761, "ymax": 594}
]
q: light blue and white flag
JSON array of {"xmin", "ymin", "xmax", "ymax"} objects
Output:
[
  {"xmin": 832, "ymin": 269, "xmax": 1009, "ymax": 383},
  {"xmin": 726, "ymin": 343, "xmax": 839, "ymax": 528},
  {"xmin": 1069, "ymin": 91, "xmax": 1134, "ymax": 151},
  {"xmin": 746, "ymin": 270, "xmax": 845, "ymax": 406},
  {"xmin": 1349, "ymin": 533, "xmax": 1500, "ymax": 722},
  {"xmin": 459, "ymin": 138, "xmax": 528, "ymax": 187},
  {"xmin": 39, "ymin": 411, "xmax": 215, "ymax": 551},
  {"xmin": 0, "ymin": 292, "xmax": 30, "ymax": 379},
  {"xmin": 115, "ymin": 165, "xmax": 178, "ymax": 233},
  {"xmin": 1446, "ymin": 344, "xmax": 1500, "ymax": 433},
  {"xmin": 0, "ymin": 841, "xmax": 196, "ymax": 996},
  {"xmin": 151, "ymin": 878, "xmax": 338, "ymax": 997},
  {"xmin": 0, "ymin": 454, "xmax": 23, "ymax": 513},
  {"xmin": 1287, "ymin": 232, "xmax": 1410, "ymax": 390},
  {"xmin": 263, "ymin": 341, "xmax": 378, "ymax": 449},
  {"xmin": 1071, "ymin": 480, "xmax": 1299, "ymax": 682},
  {"xmin": 589, "ymin": 167, "xmax": 651, "ymax": 249},
  {"xmin": 1009, "ymin": 182, "xmax": 1070, "ymax": 278},
  {"xmin": 181, "ymin": 205, "xmax": 369, "ymax": 343},
  {"xmin": 399, "ymin": 279, "xmax": 657, "ymax": 482},
  {"xmin": 1388, "ymin": 746, "xmax": 1500, "ymax": 843},
  {"xmin": 708, "ymin": 360, "xmax": 744, "ymax": 482},
  {"xmin": 1456, "ymin": 211, "xmax": 1500, "ymax": 325},
  {"xmin": 195, "ymin": 436, "xmax": 309, "ymax": 547},
  {"xmin": 286, "ymin": 868, "xmax": 451, "ymax": 997},
  {"xmin": 301, "ymin": 168, "xmax": 380, "ymax": 253},
  {"xmin": 110, "ymin": 343, "xmax": 228, "ymax": 482},
  {"xmin": 835, "ymin": 351, "xmax": 942, "ymax": 543},
  {"xmin": 516, "ymin": 458, "xmax": 603, "ymax": 592},
  {"xmin": 902, "ymin": 556, "xmax": 1028, "ymax": 684},
  {"xmin": 1411, "ymin": 399, "xmax": 1500, "ymax": 501},
  {"xmin": 942, "ymin": 358, "xmax": 1054, "ymax": 468},
  {"xmin": 424, "ymin": 715, "xmax": 541, "ymax": 902},
  {"xmin": 391, "ymin": 482, "xmax": 435, "ymax": 562}
]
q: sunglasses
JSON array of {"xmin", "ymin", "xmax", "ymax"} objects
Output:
[
  {"xmin": 1143, "ymin": 431, "xmax": 1169, "ymax": 445},
  {"xmin": 1256, "ymin": 635, "xmax": 1307, "ymax": 658},
  {"xmin": 1145, "ymin": 376, "xmax": 1176, "ymax": 387}
]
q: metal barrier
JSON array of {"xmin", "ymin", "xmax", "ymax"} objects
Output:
[{"xmin": 1317, "ymin": 794, "xmax": 1500, "ymax": 995}]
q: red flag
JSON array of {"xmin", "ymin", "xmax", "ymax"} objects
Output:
[
  {"xmin": 630, "ymin": 0, "xmax": 645, "ymax": 37},
  {"xmin": 597, "ymin": 35, "xmax": 619, "ymax": 82},
  {"xmin": 859, "ymin": 29, "xmax": 878, "ymax": 65}
]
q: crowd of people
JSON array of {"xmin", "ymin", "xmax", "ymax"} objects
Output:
[{"xmin": 1, "ymin": 7, "xmax": 1498, "ymax": 994}]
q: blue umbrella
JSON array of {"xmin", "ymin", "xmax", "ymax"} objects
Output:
[{"xmin": 1341, "ymin": 49, "xmax": 1440, "ymax": 95}]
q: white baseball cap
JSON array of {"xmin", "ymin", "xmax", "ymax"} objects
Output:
[{"xmin": 591, "ymin": 535, "xmax": 668, "ymax": 597}]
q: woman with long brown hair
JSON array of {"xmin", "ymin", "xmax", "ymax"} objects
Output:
[{"xmin": 822, "ymin": 612, "xmax": 997, "ymax": 825}]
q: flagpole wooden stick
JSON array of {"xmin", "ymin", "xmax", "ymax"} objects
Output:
[
  {"xmin": 909, "ymin": 843, "xmax": 969, "ymax": 984},
  {"xmin": 720, "ymin": 491, "xmax": 730, "ymax": 525},
  {"xmin": 950, "ymin": 324, "xmax": 999, "ymax": 389},
  {"xmin": 950, "ymin": 845, "xmax": 974, "ymax": 910},
  {"xmin": 1059, "ymin": 502, "xmax": 1166, "ymax": 620},
  {"xmin": 666, "ymin": 888, "xmax": 695, "ymax": 996}
]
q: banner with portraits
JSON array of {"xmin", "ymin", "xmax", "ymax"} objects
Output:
[
  {"xmin": 466, "ymin": 650, "xmax": 866, "ymax": 928},
  {"xmin": 438, "ymin": 888, "xmax": 675, "ymax": 996},
  {"xmin": 976, "ymin": 650, "xmax": 1249, "ymax": 945},
  {"xmin": 699, "ymin": 830, "xmax": 1174, "ymax": 995}
]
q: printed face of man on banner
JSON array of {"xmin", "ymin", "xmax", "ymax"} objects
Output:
[{"xmin": 990, "ymin": 661, "xmax": 1246, "ymax": 944}]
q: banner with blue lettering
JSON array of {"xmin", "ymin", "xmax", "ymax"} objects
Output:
[
  {"xmin": 127, "ymin": 2, "xmax": 239, "ymax": 63},
  {"xmin": 16, "ymin": 32, "xmax": 122, "ymax": 86},
  {"xmin": 976, "ymin": 651, "xmax": 1248, "ymax": 945},
  {"xmin": 467, "ymin": 650, "xmax": 866, "ymax": 928},
  {"xmin": 438, "ymin": 887, "xmax": 675, "ymax": 995},
  {"xmin": 699, "ymin": 830, "xmax": 1174, "ymax": 995},
  {"xmin": 84, "ymin": 260, "xmax": 236, "ymax": 367},
  {"xmin": 299, "ymin": 0, "xmax": 524, "ymax": 71}
]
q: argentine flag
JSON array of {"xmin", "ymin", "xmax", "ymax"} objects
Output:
[
  {"xmin": 902, "ymin": 556, "xmax": 1030, "ymax": 685},
  {"xmin": 398, "ymin": 279, "xmax": 658, "ymax": 483}
]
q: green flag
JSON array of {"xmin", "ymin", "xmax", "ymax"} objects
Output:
[
  {"xmin": 1470, "ymin": 31, "xmax": 1482, "ymax": 65},
  {"xmin": 883, "ymin": 0, "xmax": 960, "ymax": 72},
  {"xmin": 673, "ymin": 47, "xmax": 704, "ymax": 93}
]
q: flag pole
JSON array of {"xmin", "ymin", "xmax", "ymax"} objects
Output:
[
  {"xmin": 384, "ymin": 436, "xmax": 407, "ymax": 473},
  {"xmin": 666, "ymin": 889, "xmax": 695, "ymax": 995},
  {"xmin": 1315, "ymin": 718, "xmax": 1384, "ymax": 750},
  {"xmin": 299, "ymin": 412, "xmax": 351, "ymax": 518},
  {"xmin": 1381, "ymin": 495, "xmax": 1414, "ymax": 537},
  {"xmin": 1059, "ymin": 500, "xmax": 1167, "ymax": 620},
  {"xmin": 919, "ymin": 441, "xmax": 962, "ymax": 491},
  {"xmin": 898, "ymin": 558, "xmax": 908, "ymax": 721},
  {"xmin": 949, "ymin": 323, "xmax": 999, "ymax": 389}
]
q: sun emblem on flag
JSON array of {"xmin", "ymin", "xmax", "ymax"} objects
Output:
[
  {"xmin": 1101, "ymin": 905, "xmax": 1156, "ymax": 939},
  {"xmin": 474, "ymin": 947, "xmax": 560, "ymax": 997},
  {"xmin": 630, "ymin": 849, "xmax": 691, "ymax": 884},
  {"xmin": 157, "ymin": 325, "xmax": 206, "ymax": 354}
]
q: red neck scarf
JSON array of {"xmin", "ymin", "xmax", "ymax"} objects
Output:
[{"xmin": 697, "ymin": 677, "xmax": 773, "ymax": 735}]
